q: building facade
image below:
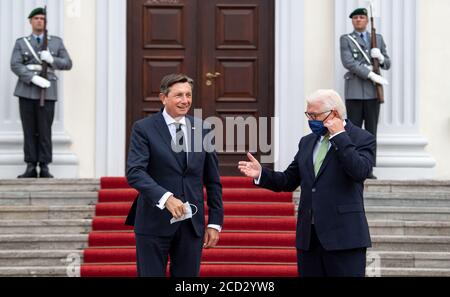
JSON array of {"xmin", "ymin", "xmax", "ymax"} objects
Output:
[{"xmin": 0, "ymin": 0, "xmax": 448, "ymax": 180}]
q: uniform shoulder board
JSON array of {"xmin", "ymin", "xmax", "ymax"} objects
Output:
[{"xmin": 17, "ymin": 36, "xmax": 30, "ymax": 42}]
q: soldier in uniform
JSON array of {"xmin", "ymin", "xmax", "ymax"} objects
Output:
[
  {"xmin": 11, "ymin": 7, "xmax": 73, "ymax": 178},
  {"xmin": 340, "ymin": 8, "xmax": 391, "ymax": 179}
]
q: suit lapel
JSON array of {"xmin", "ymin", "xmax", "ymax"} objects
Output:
[
  {"xmin": 154, "ymin": 112, "xmax": 184, "ymax": 170},
  {"xmin": 305, "ymin": 135, "xmax": 319, "ymax": 181},
  {"xmin": 315, "ymin": 143, "xmax": 336, "ymax": 180},
  {"xmin": 315, "ymin": 121, "xmax": 354, "ymax": 180}
]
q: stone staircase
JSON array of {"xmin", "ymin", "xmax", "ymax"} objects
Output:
[
  {"xmin": 0, "ymin": 179, "xmax": 449, "ymax": 277},
  {"xmin": 0, "ymin": 179, "xmax": 98, "ymax": 277}
]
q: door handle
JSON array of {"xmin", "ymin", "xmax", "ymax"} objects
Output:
[
  {"xmin": 206, "ymin": 72, "xmax": 221, "ymax": 86},
  {"xmin": 206, "ymin": 72, "xmax": 221, "ymax": 79}
]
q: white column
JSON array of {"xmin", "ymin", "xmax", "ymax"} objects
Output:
[
  {"xmin": 0, "ymin": 0, "xmax": 78, "ymax": 178},
  {"xmin": 95, "ymin": 0, "xmax": 127, "ymax": 177},
  {"xmin": 334, "ymin": 0, "xmax": 435, "ymax": 180},
  {"xmin": 274, "ymin": 0, "xmax": 306, "ymax": 171}
]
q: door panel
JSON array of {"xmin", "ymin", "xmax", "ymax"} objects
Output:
[
  {"xmin": 198, "ymin": 0, "xmax": 274, "ymax": 175},
  {"xmin": 127, "ymin": 0, "xmax": 274, "ymax": 175}
]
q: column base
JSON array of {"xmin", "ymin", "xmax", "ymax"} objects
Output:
[
  {"xmin": 374, "ymin": 134, "xmax": 436, "ymax": 180},
  {"xmin": 0, "ymin": 133, "xmax": 79, "ymax": 179}
]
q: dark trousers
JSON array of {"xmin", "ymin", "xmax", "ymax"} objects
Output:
[
  {"xmin": 19, "ymin": 98, "xmax": 55, "ymax": 164},
  {"xmin": 297, "ymin": 225, "xmax": 367, "ymax": 277},
  {"xmin": 346, "ymin": 99, "xmax": 380, "ymax": 165},
  {"xmin": 135, "ymin": 220, "xmax": 203, "ymax": 277}
]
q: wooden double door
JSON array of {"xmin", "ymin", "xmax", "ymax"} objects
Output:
[{"xmin": 127, "ymin": 0, "xmax": 274, "ymax": 175}]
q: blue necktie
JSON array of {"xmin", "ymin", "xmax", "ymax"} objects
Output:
[{"xmin": 36, "ymin": 37, "xmax": 41, "ymax": 44}]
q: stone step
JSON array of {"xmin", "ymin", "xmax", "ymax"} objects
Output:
[
  {"xmin": 365, "ymin": 206, "xmax": 450, "ymax": 221},
  {"xmin": 0, "ymin": 205, "xmax": 94, "ymax": 220},
  {"xmin": 1, "ymin": 250, "xmax": 448, "ymax": 270},
  {"xmin": 2, "ymin": 204, "xmax": 450, "ymax": 221},
  {"xmin": 368, "ymin": 220, "xmax": 450, "ymax": 236},
  {"xmin": 0, "ymin": 266, "xmax": 75, "ymax": 277},
  {"xmin": 371, "ymin": 236, "xmax": 450, "ymax": 252},
  {"xmin": 1, "ymin": 218, "xmax": 448, "ymax": 236},
  {"xmin": 369, "ymin": 251, "xmax": 450, "ymax": 269},
  {"xmin": 0, "ymin": 179, "xmax": 99, "ymax": 192},
  {"xmin": 0, "ymin": 266, "xmax": 449, "ymax": 277},
  {"xmin": 0, "ymin": 218, "xmax": 446, "ymax": 237},
  {"xmin": 0, "ymin": 219, "xmax": 92, "ymax": 234},
  {"xmin": 364, "ymin": 192, "xmax": 450, "ymax": 207},
  {"xmin": 1, "ymin": 233, "xmax": 449, "ymax": 252},
  {"xmin": 0, "ymin": 250, "xmax": 83, "ymax": 267},
  {"xmin": 364, "ymin": 180, "xmax": 450, "ymax": 194},
  {"xmin": 376, "ymin": 267, "xmax": 450, "ymax": 277},
  {"xmin": 0, "ymin": 234, "xmax": 88, "ymax": 250},
  {"xmin": 2, "ymin": 191, "xmax": 449, "ymax": 207},
  {"xmin": 0, "ymin": 192, "xmax": 98, "ymax": 206}
]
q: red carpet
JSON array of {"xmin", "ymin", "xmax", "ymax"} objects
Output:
[{"xmin": 81, "ymin": 177, "xmax": 298, "ymax": 277}]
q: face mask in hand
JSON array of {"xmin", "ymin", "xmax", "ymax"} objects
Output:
[{"xmin": 170, "ymin": 202, "xmax": 198, "ymax": 224}]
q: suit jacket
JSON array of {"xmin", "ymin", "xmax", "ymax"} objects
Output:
[
  {"xmin": 258, "ymin": 121, "xmax": 374, "ymax": 251},
  {"xmin": 125, "ymin": 111, "xmax": 224, "ymax": 238},
  {"xmin": 10, "ymin": 35, "xmax": 73, "ymax": 101},
  {"xmin": 340, "ymin": 32, "xmax": 391, "ymax": 100}
]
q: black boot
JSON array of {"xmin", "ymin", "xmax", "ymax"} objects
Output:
[
  {"xmin": 18, "ymin": 163, "xmax": 38, "ymax": 178},
  {"xmin": 39, "ymin": 163, "xmax": 54, "ymax": 179},
  {"xmin": 367, "ymin": 172, "xmax": 378, "ymax": 180}
]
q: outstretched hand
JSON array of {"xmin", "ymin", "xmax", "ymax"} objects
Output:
[{"xmin": 238, "ymin": 153, "xmax": 262, "ymax": 179}]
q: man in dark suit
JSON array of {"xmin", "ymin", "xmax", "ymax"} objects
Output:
[
  {"xmin": 126, "ymin": 74, "xmax": 224, "ymax": 277},
  {"xmin": 239, "ymin": 89, "xmax": 375, "ymax": 277}
]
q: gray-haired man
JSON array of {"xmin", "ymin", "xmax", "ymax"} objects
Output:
[{"xmin": 11, "ymin": 7, "xmax": 73, "ymax": 178}]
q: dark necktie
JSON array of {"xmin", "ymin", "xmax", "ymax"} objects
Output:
[
  {"xmin": 360, "ymin": 33, "xmax": 368, "ymax": 47},
  {"xmin": 36, "ymin": 37, "xmax": 41, "ymax": 44},
  {"xmin": 174, "ymin": 123, "xmax": 187, "ymax": 170}
]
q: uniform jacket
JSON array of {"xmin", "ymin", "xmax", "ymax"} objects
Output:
[
  {"xmin": 10, "ymin": 35, "xmax": 72, "ymax": 101},
  {"xmin": 340, "ymin": 31, "xmax": 391, "ymax": 100}
]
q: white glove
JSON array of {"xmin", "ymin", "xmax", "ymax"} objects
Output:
[
  {"xmin": 370, "ymin": 48, "xmax": 385, "ymax": 65},
  {"xmin": 40, "ymin": 50, "xmax": 54, "ymax": 64},
  {"xmin": 368, "ymin": 72, "xmax": 389, "ymax": 86},
  {"xmin": 31, "ymin": 76, "xmax": 51, "ymax": 89}
]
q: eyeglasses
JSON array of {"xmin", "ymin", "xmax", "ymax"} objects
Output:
[{"xmin": 304, "ymin": 110, "xmax": 332, "ymax": 121}]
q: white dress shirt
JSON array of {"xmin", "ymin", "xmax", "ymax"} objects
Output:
[{"xmin": 157, "ymin": 109, "xmax": 222, "ymax": 232}]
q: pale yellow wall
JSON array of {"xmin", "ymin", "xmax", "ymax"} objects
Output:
[
  {"xmin": 419, "ymin": 0, "xmax": 450, "ymax": 179},
  {"xmin": 63, "ymin": 0, "xmax": 96, "ymax": 178},
  {"xmin": 303, "ymin": 0, "xmax": 335, "ymax": 133},
  {"xmin": 57, "ymin": 0, "xmax": 450, "ymax": 179}
]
